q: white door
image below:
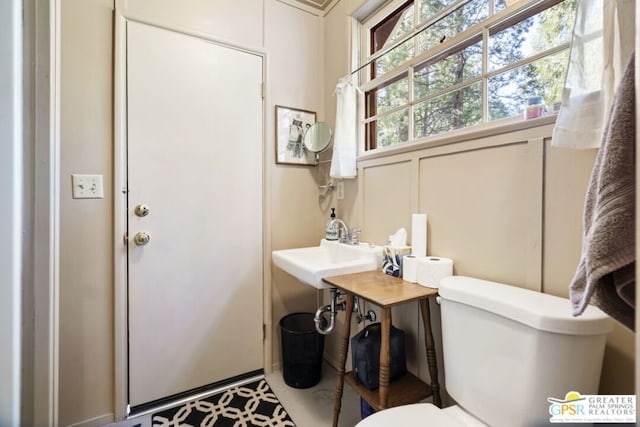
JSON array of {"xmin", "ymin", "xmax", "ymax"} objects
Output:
[{"xmin": 126, "ymin": 21, "xmax": 264, "ymax": 407}]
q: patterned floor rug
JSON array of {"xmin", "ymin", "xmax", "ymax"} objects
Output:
[{"xmin": 151, "ymin": 379, "xmax": 296, "ymax": 427}]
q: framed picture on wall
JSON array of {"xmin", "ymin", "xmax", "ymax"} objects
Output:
[{"xmin": 275, "ymin": 105, "xmax": 317, "ymax": 165}]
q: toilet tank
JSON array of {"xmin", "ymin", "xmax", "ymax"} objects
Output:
[{"xmin": 438, "ymin": 276, "xmax": 612, "ymax": 427}]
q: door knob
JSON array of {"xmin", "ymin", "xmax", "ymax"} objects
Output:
[
  {"xmin": 134, "ymin": 204, "xmax": 150, "ymax": 217},
  {"xmin": 133, "ymin": 232, "xmax": 150, "ymax": 246}
]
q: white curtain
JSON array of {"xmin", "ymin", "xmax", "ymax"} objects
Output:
[
  {"xmin": 552, "ymin": 0, "xmax": 635, "ymax": 149},
  {"xmin": 330, "ymin": 77, "xmax": 358, "ymax": 179}
]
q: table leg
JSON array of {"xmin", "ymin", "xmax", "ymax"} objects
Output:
[
  {"xmin": 332, "ymin": 293, "xmax": 354, "ymax": 427},
  {"xmin": 419, "ymin": 298, "xmax": 441, "ymax": 407},
  {"xmin": 378, "ymin": 307, "xmax": 391, "ymax": 409}
]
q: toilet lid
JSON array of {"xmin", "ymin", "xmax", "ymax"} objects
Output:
[{"xmin": 356, "ymin": 403, "xmax": 467, "ymax": 427}]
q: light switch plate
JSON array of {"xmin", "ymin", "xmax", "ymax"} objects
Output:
[{"xmin": 72, "ymin": 174, "xmax": 104, "ymax": 199}]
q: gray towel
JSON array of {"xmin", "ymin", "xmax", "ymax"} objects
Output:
[{"xmin": 569, "ymin": 52, "xmax": 636, "ymax": 331}]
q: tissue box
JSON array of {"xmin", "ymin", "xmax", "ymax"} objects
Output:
[{"xmin": 382, "ymin": 246, "xmax": 412, "ymax": 277}]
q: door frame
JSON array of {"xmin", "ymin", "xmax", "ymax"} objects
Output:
[
  {"xmin": 113, "ymin": 4, "xmax": 271, "ymax": 419},
  {"xmin": 29, "ymin": 0, "xmax": 60, "ymax": 426},
  {"xmin": 1, "ymin": 0, "xmax": 26, "ymax": 424}
]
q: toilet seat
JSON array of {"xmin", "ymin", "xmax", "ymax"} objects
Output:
[
  {"xmin": 355, "ymin": 403, "xmax": 487, "ymax": 427},
  {"xmin": 441, "ymin": 405, "xmax": 488, "ymax": 426}
]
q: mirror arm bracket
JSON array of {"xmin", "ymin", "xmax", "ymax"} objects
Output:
[
  {"xmin": 314, "ymin": 155, "xmax": 332, "ymax": 166},
  {"xmin": 319, "ymin": 182, "xmax": 335, "ymax": 191}
]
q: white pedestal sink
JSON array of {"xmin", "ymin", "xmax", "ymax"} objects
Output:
[{"xmin": 272, "ymin": 239, "xmax": 384, "ymax": 289}]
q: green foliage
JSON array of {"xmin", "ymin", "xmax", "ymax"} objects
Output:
[
  {"xmin": 531, "ymin": 0, "xmax": 576, "ymax": 106},
  {"xmin": 369, "ymin": 0, "xmax": 577, "ymax": 147},
  {"xmin": 414, "ymin": 0, "xmax": 493, "ymax": 134}
]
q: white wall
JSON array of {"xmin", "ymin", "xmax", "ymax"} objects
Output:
[
  {"xmin": 59, "ymin": 0, "xmax": 326, "ymax": 424},
  {"xmin": 55, "ymin": 0, "xmax": 638, "ymax": 424},
  {"xmin": 123, "ymin": 0, "xmax": 264, "ymax": 48},
  {"xmin": 264, "ymin": 0, "xmax": 328, "ymax": 371},
  {"xmin": 0, "ymin": 0, "xmax": 23, "ymax": 425},
  {"xmin": 59, "ymin": 2, "xmax": 115, "ymax": 425}
]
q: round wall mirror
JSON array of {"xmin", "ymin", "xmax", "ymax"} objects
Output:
[{"xmin": 303, "ymin": 122, "xmax": 332, "ymax": 153}]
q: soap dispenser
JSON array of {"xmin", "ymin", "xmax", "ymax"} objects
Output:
[{"xmin": 325, "ymin": 208, "xmax": 339, "ymax": 241}]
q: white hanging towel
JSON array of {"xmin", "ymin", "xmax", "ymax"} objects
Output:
[{"xmin": 330, "ymin": 77, "xmax": 357, "ymax": 179}]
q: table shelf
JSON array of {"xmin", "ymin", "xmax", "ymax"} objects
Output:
[
  {"xmin": 344, "ymin": 371, "xmax": 433, "ymax": 412},
  {"xmin": 326, "ymin": 271, "xmax": 441, "ymax": 427}
]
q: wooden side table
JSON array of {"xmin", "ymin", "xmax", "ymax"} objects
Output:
[{"xmin": 322, "ymin": 270, "xmax": 441, "ymax": 427}]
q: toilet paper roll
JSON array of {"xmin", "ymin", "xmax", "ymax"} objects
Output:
[
  {"xmin": 411, "ymin": 214, "xmax": 427, "ymax": 257},
  {"xmin": 416, "ymin": 257, "xmax": 453, "ymax": 288},
  {"xmin": 402, "ymin": 256, "xmax": 418, "ymax": 283}
]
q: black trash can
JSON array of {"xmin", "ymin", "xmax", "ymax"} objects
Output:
[{"xmin": 279, "ymin": 312, "xmax": 325, "ymax": 388}]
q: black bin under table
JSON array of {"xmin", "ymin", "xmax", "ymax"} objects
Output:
[{"xmin": 279, "ymin": 312, "xmax": 325, "ymax": 388}]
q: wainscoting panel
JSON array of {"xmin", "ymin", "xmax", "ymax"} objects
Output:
[
  {"xmin": 543, "ymin": 139, "xmax": 597, "ymax": 296},
  {"xmin": 362, "ymin": 160, "xmax": 413, "ymax": 245},
  {"xmin": 333, "ymin": 123, "xmax": 560, "ymax": 405},
  {"xmin": 418, "ymin": 141, "xmax": 543, "ymax": 290}
]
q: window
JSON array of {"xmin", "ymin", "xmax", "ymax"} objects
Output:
[{"xmin": 360, "ymin": 0, "xmax": 576, "ymax": 150}]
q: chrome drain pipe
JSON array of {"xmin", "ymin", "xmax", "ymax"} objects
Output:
[
  {"xmin": 314, "ymin": 304, "xmax": 334, "ymax": 335},
  {"xmin": 314, "ymin": 288, "xmax": 345, "ymax": 335}
]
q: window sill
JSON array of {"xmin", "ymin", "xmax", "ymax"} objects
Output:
[{"xmin": 358, "ymin": 114, "xmax": 557, "ymax": 162}]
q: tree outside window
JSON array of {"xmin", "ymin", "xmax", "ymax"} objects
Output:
[{"xmin": 363, "ymin": 0, "xmax": 576, "ymax": 150}]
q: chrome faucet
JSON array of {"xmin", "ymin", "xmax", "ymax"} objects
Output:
[
  {"xmin": 332, "ymin": 218, "xmax": 349, "ymax": 243},
  {"xmin": 331, "ymin": 218, "xmax": 361, "ymax": 245}
]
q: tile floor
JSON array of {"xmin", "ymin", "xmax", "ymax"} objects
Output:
[
  {"xmin": 266, "ymin": 363, "xmax": 363, "ymax": 427},
  {"xmin": 106, "ymin": 363, "xmax": 364, "ymax": 427}
]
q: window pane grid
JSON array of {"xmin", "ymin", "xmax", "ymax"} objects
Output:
[
  {"xmin": 488, "ymin": 48, "xmax": 569, "ymax": 120},
  {"xmin": 362, "ymin": 30, "xmax": 484, "ymax": 93},
  {"xmin": 364, "ymin": 102, "xmax": 411, "ymax": 124},
  {"xmin": 408, "ymin": 64, "xmax": 416, "ymax": 141},
  {"xmin": 365, "ymin": 43, "xmax": 566, "ymax": 120},
  {"xmin": 371, "ymin": 1, "xmax": 415, "ymax": 54},
  {"xmin": 417, "ymin": 0, "xmax": 488, "ymax": 55},
  {"xmin": 360, "ymin": 0, "xmax": 475, "ymax": 81},
  {"xmin": 363, "ymin": 0, "xmax": 575, "ymax": 149},
  {"xmin": 481, "ymin": 26, "xmax": 489, "ymax": 123},
  {"xmin": 488, "ymin": 0, "xmax": 571, "ymax": 71},
  {"xmin": 485, "ymin": 42, "xmax": 570, "ymax": 79},
  {"xmin": 369, "ymin": 108, "xmax": 410, "ymax": 147},
  {"xmin": 359, "ymin": 0, "xmax": 552, "ymax": 86},
  {"xmin": 365, "ymin": 72, "xmax": 409, "ymax": 118},
  {"xmin": 413, "ymin": 76, "xmax": 483, "ymax": 107},
  {"xmin": 419, "ymin": 0, "xmax": 467, "ymax": 24},
  {"xmin": 414, "ymin": 81, "xmax": 482, "ymax": 137},
  {"xmin": 414, "ymin": 40, "xmax": 483, "ymax": 100}
]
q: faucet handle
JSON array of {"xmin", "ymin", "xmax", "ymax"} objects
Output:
[
  {"xmin": 338, "ymin": 227, "xmax": 348, "ymax": 242},
  {"xmin": 350, "ymin": 228, "xmax": 361, "ymax": 245}
]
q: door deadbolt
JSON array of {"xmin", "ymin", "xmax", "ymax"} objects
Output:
[
  {"xmin": 134, "ymin": 204, "xmax": 150, "ymax": 217},
  {"xmin": 133, "ymin": 232, "xmax": 150, "ymax": 246}
]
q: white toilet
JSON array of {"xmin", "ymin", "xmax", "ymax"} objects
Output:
[{"xmin": 357, "ymin": 276, "xmax": 613, "ymax": 427}]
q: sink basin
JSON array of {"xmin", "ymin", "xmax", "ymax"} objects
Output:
[{"xmin": 272, "ymin": 239, "xmax": 384, "ymax": 289}]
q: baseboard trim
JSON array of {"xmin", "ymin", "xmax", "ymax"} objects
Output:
[
  {"xmin": 65, "ymin": 413, "xmax": 114, "ymax": 427},
  {"xmin": 324, "ymin": 355, "xmax": 339, "ymax": 370}
]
